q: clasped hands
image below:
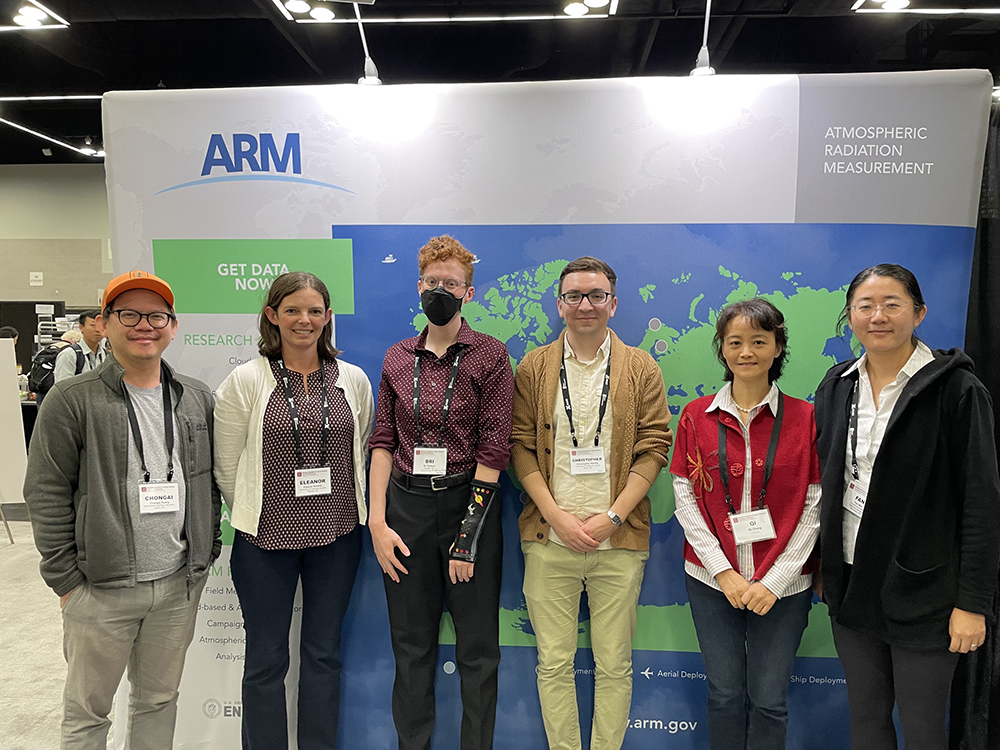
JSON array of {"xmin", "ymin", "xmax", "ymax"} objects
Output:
[
  {"xmin": 715, "ymin": 569, "xmax": 777, "ymax": 615},
  {"xmin": 547, "ymin": 508, "xmax": 617, "ymax": 554}
]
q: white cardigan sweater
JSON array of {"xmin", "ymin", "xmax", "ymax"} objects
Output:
[{"xmin": 214, "ymin": 355, "xmax": 374, "ymax": 536}]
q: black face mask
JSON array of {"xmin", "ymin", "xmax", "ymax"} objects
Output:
[{"xmin": 421, "ymin": 286, "xmax": 464, "ymax": 327}]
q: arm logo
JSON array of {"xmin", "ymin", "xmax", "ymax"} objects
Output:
[{"xmin": 154, "ymin": 132, "xmax": 355, "ymax": 196}]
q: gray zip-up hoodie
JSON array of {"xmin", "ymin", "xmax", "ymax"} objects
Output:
[{"xmin": 24, "ymin": 357, "xmax": 222, "ymax": 597}]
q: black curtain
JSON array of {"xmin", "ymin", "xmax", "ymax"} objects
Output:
[{"xmin": 951, "ymin": 100, "xmax": 1000, "ymax": 750}]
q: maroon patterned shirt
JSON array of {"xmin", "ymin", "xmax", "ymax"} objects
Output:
[
  {"xmin": 242, "ymin": 358, "xmax": 359, "ymax": 550},
  {"xmin": 369, "ymin": 319, "xmax": 514, "ymax": 475}
]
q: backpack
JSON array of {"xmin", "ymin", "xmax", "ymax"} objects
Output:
[{"xmin": 28, "ymin": 341, "xmax": 85, "ymax": 395}]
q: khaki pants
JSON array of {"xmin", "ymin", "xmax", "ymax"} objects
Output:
[
  {"xmin": 59, "ymin": 567, "xmax": 205, "ymax": 750},
  {"xmin": 521, "ymin": 541, "xmax": 648, "ymax": 750}
]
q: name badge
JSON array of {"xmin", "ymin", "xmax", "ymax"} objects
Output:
[
  {"xmin": 730, "ymin": 508, "xmax": 777, "ymax": 545},
  {"xmin": 569, "ymin": 446, "xmax": 606, "ymax": 475},
  {"xmin": 294, "ymin": 467, "xmax": 332, "ymax": 497},
  {"xmin": 139, "ymin": 482, "xmax": 180, "ymax": 514},
  {"xmin": 413, "ymin": 447, "xmax": 448, "ymax": 475},
  {"xmin": 843, "ymin": 479, "xmax": 868, "ymax": 518}
]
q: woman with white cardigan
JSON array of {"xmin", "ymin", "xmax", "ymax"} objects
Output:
[{"xmin": 214, "ymin": 272, "xmax": 374, "ymax": 750}]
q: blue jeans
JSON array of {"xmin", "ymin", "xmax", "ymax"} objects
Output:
[
  {"xmin": 686, "ymin": 575, "xmax": 811, "ymax": 750},
  {"xmin": 231, "ymin": 528, "xmax": 361, "ymax": 750}
]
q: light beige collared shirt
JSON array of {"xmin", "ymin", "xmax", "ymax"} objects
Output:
[{"xmin": 549, "ymin": 331, "xmax": 615, "ymax": 550}]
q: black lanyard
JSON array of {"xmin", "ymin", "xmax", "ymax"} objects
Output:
[
  {"xmin": 717, "ymin": 391, "xmax": 784, "ymax": 516},
  {"xmin": 275, "ymin": 358, "xmax": 331, "ymax": 469},
  {"xmin": 849, "ymin": 381, "xmax": 861, "ymax": 481},
  {"xmin": 122, "ymin": 367, "xmax": 174, "ymax": 484},
  {"xmin": 412, "ymin": 347, "xmax": 465, "ymax": 447},
  {"xmin": 559, "ymin": 346, "xmax": 612, "ymax": 448}
]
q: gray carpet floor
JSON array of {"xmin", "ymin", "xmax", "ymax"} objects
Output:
[{"xmin": 1, "ymin": 520, "xmax": 66, "ymax": 749}]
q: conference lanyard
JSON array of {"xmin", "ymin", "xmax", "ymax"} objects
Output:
[
  {"xmin": 275, "ymin": 358, "xmax": 331, "ymax": 469},
  {"xmin": 412, "ymin": 347, "xmax": 465, "ymax": 447},
  {"xmin": 717, "ymin": 391, "xmax": 784, "ymax": 516},
  {"xmin": 559, "ymin": 349, "xmax": 612, "ymax": 449},
  {"xmin": 849, "ymin": 382, "xmax": 861, "ymax": 481},
  {"xmin": 122, "ymin": 370, "xmax": 174, "ymax": 484}
]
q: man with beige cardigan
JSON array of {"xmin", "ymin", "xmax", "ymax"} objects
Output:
[{"xmin": 511, "ymin": 256, "xmax": 673, "ymax": 750}]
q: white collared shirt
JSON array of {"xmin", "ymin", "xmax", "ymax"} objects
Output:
[
  {"xmin": 673, "ymin": 382, "xmax": 821, "ymax": 597},
  {"xmin": 53, "ymin": 340, "xmax": 107, "ymax": 383},
  {"xmin": 549, "ymin": 331, "xmax": 615, "ymax": 551},
  {"xmin": 840, "ymin": 340, "xmax": 935, "ymax": 563}
]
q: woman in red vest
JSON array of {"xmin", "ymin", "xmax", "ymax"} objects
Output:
[{"xmin": 670, "ymin": 298, "xmax": 821, "ymax": 750}]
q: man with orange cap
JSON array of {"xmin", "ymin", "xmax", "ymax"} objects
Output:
[{"xmin": 24, "ymin": 270, "xmax": 221, "ymax": 750}]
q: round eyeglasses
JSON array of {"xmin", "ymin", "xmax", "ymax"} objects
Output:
[
  {"xmin": 110, "ymin": 309, "xmax": 176, "ymax": 329},
  {"xmin": 850, "ymin": 302, "xmax": 912, "ymax": 319},
  {"xmin": 420, "ymin": 276, "xmax": 469, "ymax": 293}
]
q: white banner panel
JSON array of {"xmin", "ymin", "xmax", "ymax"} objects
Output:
[{"xmin": 103, "ymin": 71, "xmax": 992, "ymax": 750}]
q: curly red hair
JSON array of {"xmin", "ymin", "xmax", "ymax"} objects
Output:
[{"xmin": 417, "ymin": 235, "xmax": 475, "ymax": 284}]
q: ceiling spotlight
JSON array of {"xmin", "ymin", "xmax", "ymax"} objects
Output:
[
  {"xmin": 13, "ymin": 14, "xmax": 42, "ymax": 26},
  {"xmin": 41, "ymin": 148, "xmax": 52, "ymax": 157},
  {"xmin": 584, "ymin": 0, "xmax": 610, "ymax": 6},
  {"xmin": 564, "ymin": 2, "xmax": 589, "ymax": 16},
  {"xmin": 309, "ymin": 6, "xmax": 336, "ymax": 20},
  {"xmin": 881, "ymin": 0, "xmax": 910, "ymax": 8},
  {"xmin": 18, "ymin": 6, "xmax": 47, "ymax": 19},
  {"xmin": 993, "ymin": 88, "xmax": 1000, "ymax": 99},
  {"xmin": 284, "ymin": 0, "xmax": 310, "ymax": 13}
]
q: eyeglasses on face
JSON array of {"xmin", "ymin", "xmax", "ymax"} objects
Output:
[
  {"xmin": 420, "ymin": 276, "xmax": 469, "ymax": 293},
  {"xmin": 850, "ymin": 301, "xmax": 912, "ymax": 318},
  {"xmin": 110, "ymin": 309, "xmax": 176, "ymax": 329},
  {"xmin": 559, "ymin": 290, "xmax": 613, "ymax": 306}
]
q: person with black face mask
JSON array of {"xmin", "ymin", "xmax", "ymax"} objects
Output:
[{"xmin": 368, "ymin": 235, "xmax": 515, "ymax": 750}]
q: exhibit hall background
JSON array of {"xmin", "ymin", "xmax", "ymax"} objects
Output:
[
  {"xmin": 955, "ymin": 100, "xmax": 1000, "ymax": 750},
  {"xmin": 102, "ymin": 70, "xmax": 992, "ymax": 750}
]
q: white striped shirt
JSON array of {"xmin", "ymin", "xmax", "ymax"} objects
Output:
[{"xmin": 673, "ymin": 382, "xmax": 821, "ymax": 598}]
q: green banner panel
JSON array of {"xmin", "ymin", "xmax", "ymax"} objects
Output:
[{"xmin": 152, "ymin": 239, "xmax": 354, "ymax": 314}]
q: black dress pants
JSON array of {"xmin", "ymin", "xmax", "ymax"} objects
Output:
[
  {"xmin": 832, "ymin": 618, "xmax": 960, "ymax": 750},
  {"xmin": 383, "ymin": 475, "xmax": 502, "ymax": 750}
]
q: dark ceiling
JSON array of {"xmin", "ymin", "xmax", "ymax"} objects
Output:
[{"xmin": 1, "ymin": 0, "xmax": 999, "ymax": 164}]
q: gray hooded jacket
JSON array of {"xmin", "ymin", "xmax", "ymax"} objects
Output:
[{"xmin": 24, "ymin": 357, "xmax": 222, "ymax": 597}]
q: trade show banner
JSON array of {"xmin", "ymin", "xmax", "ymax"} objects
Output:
[{"xmin": 103, "ymin": 70, "xmax": 992, "ymax": 749}]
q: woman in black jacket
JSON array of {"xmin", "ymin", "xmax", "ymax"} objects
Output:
[{"xmin": 814, "ymin": 263, "xmax": 1000, "ymax": 750}]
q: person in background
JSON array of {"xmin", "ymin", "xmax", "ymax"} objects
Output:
[
  {"xmin": 814, "ymin": 263, "xmax": 1000, "ymax": 750},
  {"xmin": 511, "ymin": 256, "xmax": 672, "ymax": 750},
  {"xmin": 368, "ymin": 235, "xmax": 514, "ymax": 750},
  {"xmin": 1, "ymin": 325, "xmax": 20, "ymax": 372},
  {"xmin": 672, "ymin": 299, "xmax": 820, "ymax": 750},
  {"xmin": 0, "ymin": 325, "xmax": 18, "ymax": 345},
  {"xmin": 214, "ymin": 272, "xmax": 373, "ymax": 750},
  {"xmin": 54, "ymin": 309, "xmax": 107, "ymax": 383},
  {"xmin": 24, "ymin": 270, "xmax": 221, "ymax": 750}
]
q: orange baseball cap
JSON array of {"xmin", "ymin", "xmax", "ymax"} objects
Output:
[{"xmin": 102, "ymin": 270, "xmax": 175, "ymax": 309}]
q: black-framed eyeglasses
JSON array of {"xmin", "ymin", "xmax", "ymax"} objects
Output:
[
  {"xmin": 559, "ymin": 290, "xmax": 613, "ymax": 306},
  {"xmin": 420, "ymin": 275, "xmax": 469, "ymax": 293},
  {"xmin": 110, "ymin": 309, "xmax": 176, "ymax": 329}
]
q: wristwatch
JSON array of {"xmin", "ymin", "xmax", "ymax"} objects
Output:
[{"xmin": 606, "ymin": 509, "xmax": 623, "ymax": 527}]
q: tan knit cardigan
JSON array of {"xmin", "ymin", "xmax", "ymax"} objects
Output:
[{"xmin": 511, "ymin": 329, "xmax": 673, "ymax": 551}]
